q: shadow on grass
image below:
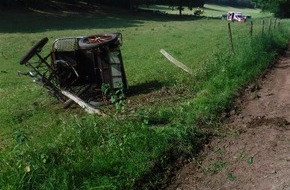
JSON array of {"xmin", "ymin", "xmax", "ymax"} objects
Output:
[
  {"xmin": 0, "ymin": 4, "xmax": 203, "ymax": 33},
  {"xmin": 0, "ymin": 10, "xmax": 141, "ymax": 33},
  {"xmin": 133, "ymin": 127, "xmax": 212, "ymax": 190},
  {"xmin": 126, "ymin": 80, "xmax": 165, "ymax": 97}
]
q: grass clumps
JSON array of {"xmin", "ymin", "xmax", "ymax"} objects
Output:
[{"xmin": 1, "ymin": 116, "xmax": 207, "ymax": 189}]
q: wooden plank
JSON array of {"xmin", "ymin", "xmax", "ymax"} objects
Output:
[
  {"xmin": 61, "ymin": 90, "xmax": 105, "ymax": 116},
  {"xmin": 160, "ymin": 49, "xmax": 193, "ymax": 74},
  {"xmin": 63, "ymin": 85, "xmax": 91, "ymax": 109}
]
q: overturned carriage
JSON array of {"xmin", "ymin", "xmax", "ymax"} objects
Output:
[{"xmin": 19, "ymin": 33, "xmax": 127, "ymax": 109}]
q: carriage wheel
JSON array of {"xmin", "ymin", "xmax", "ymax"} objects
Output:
[
  {"xmin": 20, "ymin": 37, "xmax": 48, "ymax": 65},
  {"xmin": 20, "ymin": 37, "xmax": 65, "ymax": 101},
  {"xmin": 78, "ymin": 33, "xmax": 118, "ymax": 49}
]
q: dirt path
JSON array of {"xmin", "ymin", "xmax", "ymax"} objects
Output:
[{"xmin": 166, "ymin": 45, "xmax": 290, "ymax": 190}]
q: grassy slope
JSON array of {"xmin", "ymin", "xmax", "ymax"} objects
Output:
[{"xmin": 0, "ymin": 3, "xmax": 289, "ymax": 189}]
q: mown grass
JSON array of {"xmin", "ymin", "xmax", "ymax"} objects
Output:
[
  {"xmin": 140, "ymin": 4, "xmax": 273, "ymax": 18},
  {"xmin": 0, "ymin": 4, "xmax": 289, "ymax": 190}
]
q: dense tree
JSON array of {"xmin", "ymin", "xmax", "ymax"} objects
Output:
[
  {"xmin": 155, "ymin": 0, "xmax": 205, "ymax": 15},
  {"xmin": 0, "ymin": 0, "xmax": 75, "ymax": 7},
  {"xmin": 253, "ymin": 0, "xmax": 290, "ymax": 17},
  {"xmin": 206, "ymin": 0, "xmax": 255, "ymax": 8}
]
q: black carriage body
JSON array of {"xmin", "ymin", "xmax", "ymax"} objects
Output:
[
  {"xmin": 51, "ymin": 35, "xmax": 127, "ymax": 91},
  {"xmin": 19, "ymin": 33, "xmax": 127, "ymax": 108}
]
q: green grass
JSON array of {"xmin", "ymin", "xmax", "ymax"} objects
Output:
[
  {"xmin": 140, "ymin": 4, "xmax": 273, "ymax": 18},
  {"xmin": 203, "ymin": 4, "xmax": 272, "ymax": 18},
  {"xmin": 0, "ymin": 4, "xmax": 289, "ymax": 190}
]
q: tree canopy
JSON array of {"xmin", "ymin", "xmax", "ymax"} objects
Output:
[
  {"xmin": 253, "ymin": 0, "xmax": 290, "ymax": 17},
  {"xmin": 206, "ymin": 0, "xmax": 255, "ymax": 8}
]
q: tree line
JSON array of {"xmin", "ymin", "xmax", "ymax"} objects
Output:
[
  {"xmin": 254, "ymin": 0, "xmax": 290, "ymax": 18},
  {"xmin": 1, "ymin": 0, "xmax": 289, "ymax": 18},
  {"xmin": 207, "ymin": 0, "xmax": 254, "ymax": 8}
]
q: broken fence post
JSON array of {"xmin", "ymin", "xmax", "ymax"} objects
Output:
[
  {"xmin": 160, "ymin": 49, "xmax": 193, "ymax": 74},
  {"xmin": 261, "ymin": 19, "xmax": 265, "ymax": 34}
]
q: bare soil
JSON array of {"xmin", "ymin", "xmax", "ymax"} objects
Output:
[{"xmin": 166, "ymin": 45, "xmax": 290, "ymax": 190}]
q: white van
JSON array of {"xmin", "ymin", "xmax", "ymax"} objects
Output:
[{"xmin": 227, "ymin": 12, "xmax": 247, "ymax": 22}]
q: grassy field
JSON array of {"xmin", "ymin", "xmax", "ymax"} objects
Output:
[
  {"xmin": 0, "ymin": 3, "xmax": 289, "ymax": 189},
  {"xmin": 140, "ymin": 4, "xmax": 273, "ymax": 18}
]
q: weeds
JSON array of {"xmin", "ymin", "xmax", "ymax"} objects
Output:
[
  {"xmin": 102, "ymin": 83, "xmax": 126, "ymax": 111},
  {"xmin": 227, "ymin": 172, "xmax": 235, "ymax": 181}
]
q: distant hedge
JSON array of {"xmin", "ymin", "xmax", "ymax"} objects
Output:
[{"xmin": 206, "ymin": 0, "xmax": 255, "ymax": 8}]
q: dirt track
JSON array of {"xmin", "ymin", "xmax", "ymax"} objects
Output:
[{"xmin": 166, "ymin": 44, "xmax": 290, "ymax": 190}]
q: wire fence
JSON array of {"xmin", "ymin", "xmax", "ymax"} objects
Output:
[{"xmin": 227, "ymin": 18, "xmax": 281, "ymax": 53}]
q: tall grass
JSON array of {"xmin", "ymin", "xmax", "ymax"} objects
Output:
[
  {"xmin": 0, "ymin": 6, "xmax": 289, "ymax": 190},
  {"xmin": 187, "ymin": 30, "xmax": 288, "ymax": 123},
  {"xmin": 0, "ymin": 117, "xmax": 169, "ymax": 189},
  {"xmin": 0, "ymin": 115, "xmax": 207, "ymax": 189}
]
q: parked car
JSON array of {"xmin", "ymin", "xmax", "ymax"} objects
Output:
[{"xmin": 227, "ymin": 12, "xmax": 247, "ymax": 22}]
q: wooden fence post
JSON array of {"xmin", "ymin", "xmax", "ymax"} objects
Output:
[
  {"xmin": 261, "ymin": 19, "xmax": 265, "ymax": 34},
  {"xmin": 268, "ymin": 18, "xmax": 272, "ymax": 31},
  {"xmin": 274, "ymin": 18, "xmax": 277, "ymax": 29},
  {"xmin": 249, "ymin": 21, "xmax": 253, "ymax": 36},
  {"xmin": 228, "ymin": 23, "xmax": 234, "ymax": 53}
]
